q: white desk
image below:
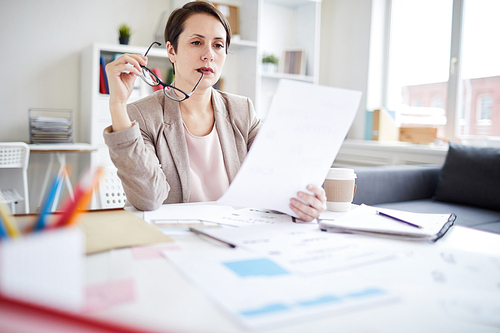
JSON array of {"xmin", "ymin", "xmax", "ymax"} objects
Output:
[
  {"xmin": 79, "ymin": 205, "xmax": 500, "ymax": 333},
  {"xmin": 1, "ymin": 204, "xmax": 499, "ymax": 333},
  {"xmin": 29, "ymin": 143, "xmax": 97, "ymax": 211}
]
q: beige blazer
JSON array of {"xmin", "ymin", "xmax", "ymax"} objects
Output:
[{"xmin": 103, "ymin": 89, "xmax": 261, "ymax": 211}]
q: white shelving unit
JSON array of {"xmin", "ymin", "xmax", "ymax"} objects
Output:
[
  {"xmin": 259, "ymin": 0, "xmax": 321, "ymax": 118},
  {"xmin": 80, "ymin": 0, "xmax": 321, "ymax": 170}
]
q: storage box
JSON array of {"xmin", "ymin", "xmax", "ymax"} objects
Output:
[{"xmin": 399, "ymin": 127, "xmax": 437, "ymax": 144}]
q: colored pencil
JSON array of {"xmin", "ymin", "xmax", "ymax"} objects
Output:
[
  {"xmin": 34, "ymin": 173, "xmax": 64, "ymax": 231},
  {"xmin": 0, "ymin": 200, "xmax": 21, "ymax": 238}
]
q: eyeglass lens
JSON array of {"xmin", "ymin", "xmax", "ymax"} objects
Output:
[{"xmin": 141, "ymin": 68, "xmax": 160, "ymax": 86}]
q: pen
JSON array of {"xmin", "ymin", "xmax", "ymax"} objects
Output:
[
  {"xmin": 188, "ymin": 227, "xmax": 236, "ymax": 248},
  {"xmin": 376, "ymin": 211, "xmax": 422, "ymax": 229}
]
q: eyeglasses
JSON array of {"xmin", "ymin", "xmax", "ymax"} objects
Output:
[{"xmin": 140, "ymin": 42, "xmax": 204, "ymax": 102}]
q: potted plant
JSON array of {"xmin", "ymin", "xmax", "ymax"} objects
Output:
[
  {"xmin": 118, "ymin": 24, "xmax": 132, "ymax": 45},
  {"xmin": 262, "ymin": 54, "xmax": 279, "ymax": 73}
]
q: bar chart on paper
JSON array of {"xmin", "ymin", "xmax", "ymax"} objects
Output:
[{"xmin": 164, "ymin": 248, "xmax": 398, "ymax": 330}]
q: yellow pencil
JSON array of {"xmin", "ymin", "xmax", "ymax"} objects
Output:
[{"xmin": 0, "ymin": 200, "xmax": 21, "ymax": 238}]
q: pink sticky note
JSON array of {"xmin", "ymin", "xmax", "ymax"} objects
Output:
[
  {"xmin": 82, "ymin": 279, "xmax": 135, "ymax": 313},
  {"xmin": 132, "ymin": 245, "xmax": 181, "ymax": 260}
]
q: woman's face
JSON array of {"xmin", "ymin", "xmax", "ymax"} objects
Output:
[{"xmin": 167, "ymin": 13, "xmax": 227, "ymax": 94}]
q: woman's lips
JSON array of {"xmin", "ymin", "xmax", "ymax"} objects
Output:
[{"xmin": 198, "ymin": 67, "xmax": 214, "ymax": 74}]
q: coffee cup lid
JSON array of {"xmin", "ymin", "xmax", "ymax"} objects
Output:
[{"xmin": 326, "ymin": 168, "xmax": 356, "ymax": 179}]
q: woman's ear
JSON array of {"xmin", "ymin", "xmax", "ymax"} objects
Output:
[{"xmin": 166, "ymin": 41, "xmax": 176, "ymax": 63}]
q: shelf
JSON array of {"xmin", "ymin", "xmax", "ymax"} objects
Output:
[
  {"xmin": 231, "ymin": 39, "xmax": 258, "ymax": 48},
  {"xmin": 261, "ymin": 72, "xmax": 315, "ymax": 83},
  {"xmin": 96, "ymin": 43, "xmax": 168, "ymax": 58},
  {"xmin": 266, "ymin": 0, "xmax": 320, "ymax": 8}
]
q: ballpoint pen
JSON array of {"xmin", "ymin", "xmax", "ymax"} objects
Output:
[
  {"xmin": 189, "ymin": 227, "xmax": 237, "ymax": 248},
  {"xmin": 376, "ymin": 211, "xmax": 423, "ymax": 229}
]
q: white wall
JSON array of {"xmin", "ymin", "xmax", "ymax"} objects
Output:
[
  {"xmin": 0, "ymin": 0, "xmax": 170, "ymax": 142},
  {"xmin": 319, "ymin": 0, "xmax": 380, "ymax": 140}
]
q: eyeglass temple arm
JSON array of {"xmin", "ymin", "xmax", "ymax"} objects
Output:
[
  {"xmin": 190, "ymin": 71, "xmax": 204, "ymax": 93},
  {"xmin": 144, "ymin": 42, "xmax": 162, "ymax": 57}
]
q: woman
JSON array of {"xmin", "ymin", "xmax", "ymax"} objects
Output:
[{"xmin": 103, "ymin": 1, "xmax": 326, "ymax": 221}]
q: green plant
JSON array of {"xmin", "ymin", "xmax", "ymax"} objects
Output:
[
  {"xmin": 262, "ymin": 54, "xmax": 279, "ymax": 65},
  {"xmin": 118, "ymin": 24, "xmax": 132, "ymax": 38}
]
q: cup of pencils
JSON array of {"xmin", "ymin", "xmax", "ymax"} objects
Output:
[{"xmin": 0, "ymin": 167, "xmax": 103, "ymax": 310}]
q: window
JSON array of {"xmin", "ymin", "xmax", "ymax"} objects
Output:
[
  {"xmin": 385, "ymin": 0, "xmax": 500, "ymax": 142},
  {"xmin": 386, "ymin": 0, "xmax": 452, "ymax": 139},
  {"xmin": 458, "ymin": 0, "xmax": 500, "ymax": 137},
  {"xmin": 476, "ymin": 95, "xmax": 493, "ymax": 125}
]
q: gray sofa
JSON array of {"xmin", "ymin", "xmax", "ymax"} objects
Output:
[{"xmin": 351, "ymin": 143, "xmax": 500, "ymax": 235}]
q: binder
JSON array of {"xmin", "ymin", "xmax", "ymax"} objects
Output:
[{"xmin": 319, "ymin": 204, "xmax": 456, "ymax": 242}]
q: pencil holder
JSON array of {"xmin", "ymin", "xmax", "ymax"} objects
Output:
[{"xmin": 0, "ymin": 226, "xmax": 85, "ymax": 311}]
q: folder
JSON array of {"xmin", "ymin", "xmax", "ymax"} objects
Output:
[
  {"xmin": 319, "ymin": 204, "xmax": 456, "ymax": 242},
  {"xmin": 14, "ymin": 209, "xmax": 173, "ymax": 254}
]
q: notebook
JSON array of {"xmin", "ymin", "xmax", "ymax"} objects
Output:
[{"xmin": 318, "ymin": 204, "xmax": 456, "ymax": 242}]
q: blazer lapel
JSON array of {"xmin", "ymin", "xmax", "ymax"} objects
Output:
[
  {"xmin": 162, "ymin": 99, "xmax": 191, "ymax": 202},
  {"xmin": 212, "ymin": 90, "xmax": 240, "ymax": 183}
]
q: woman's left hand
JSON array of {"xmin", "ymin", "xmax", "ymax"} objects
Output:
[{"xmin": 289, "ymin": 185, "xmax": 327, "ymax": 222}]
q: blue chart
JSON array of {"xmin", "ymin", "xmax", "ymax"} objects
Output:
[
  {"xmin": 166, "ymin": 249, "xmax": 398, "ymax": 330},
  {"xmin": 240, "ymin": 287, "xmax": 387, "ymax": 318},
  {"xmin": 223, "ymin": 258, "xmax": 290, "ymax": 277}
]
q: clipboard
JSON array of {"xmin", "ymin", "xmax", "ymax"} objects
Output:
[{"xmin": 319, "ymin": 204, "xmax": 456, "ymax": 242}]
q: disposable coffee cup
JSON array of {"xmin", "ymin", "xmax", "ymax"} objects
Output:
[{"xmin": 323, "ymin": 168, "xmax": 357, "ymax": 212}]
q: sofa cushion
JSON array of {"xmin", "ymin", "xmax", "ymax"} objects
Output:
[
  {"xmin": 433, "ymin": 142, "xmax": 500, "ymax": 211},
  {"xmin": 352, "ymin": 165, "xmax": 440, "ymax": 205}
]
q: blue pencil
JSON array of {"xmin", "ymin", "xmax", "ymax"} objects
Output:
[
  {"xmin": 34, "ymin": 174, "xmax": 63, "ymax": 231},
  {"xmin": 0, "ymin": 213, "xmax": 7, "ymax": 239}
]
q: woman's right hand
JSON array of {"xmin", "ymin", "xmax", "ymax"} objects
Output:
[
  {"xmin": 105, "ymin": 53, "xmax": 147, "ymax": 106},
  {"xmin": 105, "ymin": 54, "xmax": 147, "ymax": 132}
]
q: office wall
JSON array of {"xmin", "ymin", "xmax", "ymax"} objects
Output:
[
  {"xmin": 0, "ymin": 0, "xmax": 170, "ymax": 143},
  {"xmin": 319, "ymin": 0, "xmax": 377, "ymax": 140}
]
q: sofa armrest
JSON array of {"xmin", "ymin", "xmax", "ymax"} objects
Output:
[{"xmin": 352, "ymin": 165, "xmax": 441, "ymax": 205}]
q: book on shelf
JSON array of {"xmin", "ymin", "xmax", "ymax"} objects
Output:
[
  {"xmin": 99, "ymin": 56, "xmax": 109, "ymax": 94},
  {"xmin": 282, "ymin": 50, "xmax": 306, "ymax": 75}
]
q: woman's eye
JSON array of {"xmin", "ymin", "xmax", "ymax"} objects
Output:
[
  {"xmin": 215, "ymin": 43, "xmax": 224, "ymax": 49},
  {"xmin": 192, "ymin": 41, "xmax": 201, "ymax": 45}
]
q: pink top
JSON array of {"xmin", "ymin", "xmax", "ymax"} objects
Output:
[{"xmin": 183, "ymin": 123, "xmax": 230, "ymax": 202}]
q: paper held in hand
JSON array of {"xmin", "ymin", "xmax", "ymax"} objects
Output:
[
  {"xmin": 319, "ymin": 204, "xmax": 456, "ymax": 242},
  {"xmin": 218, "ymin": 79, "xmax": 362, "ymax": 217}
]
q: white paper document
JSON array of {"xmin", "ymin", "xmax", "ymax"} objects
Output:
[
  {"xmin": 164, "ymin": 247, "xmax": 398, "ymax": 330},
  {"xmin": 218, "ymin": 80, "xmax": 362, "ymax": 217},
  {"xmin": 202, "ymin": 223, "xmax": 398, "ymax": 275},
  {"xmin": 208, "ymin": 207, "xmax": 296, "ymax": 227}
]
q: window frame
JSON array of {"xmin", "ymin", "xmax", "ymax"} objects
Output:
[{"xmin": 382, "ymin": 0, "xmax": 498, "ymax": 143}]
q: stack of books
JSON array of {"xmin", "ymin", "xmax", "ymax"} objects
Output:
[{"xmin": 29, "ymin": 109, "xmax": 74, "ymax": 144}]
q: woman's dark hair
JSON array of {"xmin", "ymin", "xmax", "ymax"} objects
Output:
[{"xmin": 165, "ymin": 1, "xmax": 231, "ymax": 54}]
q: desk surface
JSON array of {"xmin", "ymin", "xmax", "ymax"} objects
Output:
[
  {"xmin": 28, "ymin": 143, "xmax": 97, "ymax": 152},
  {"xmin": 3, "ymin": 204, "xmax": 500, "ymax": 333},
  {"xmin": 80, "ymin": 205, "xmax": 500, "ymax": 333}
]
